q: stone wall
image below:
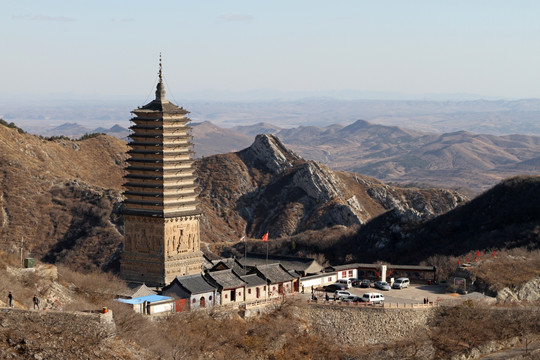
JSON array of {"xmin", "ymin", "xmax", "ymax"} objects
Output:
[{"xmin": 300, "ymin": 304, "xmax": 435, "ymax": 346}]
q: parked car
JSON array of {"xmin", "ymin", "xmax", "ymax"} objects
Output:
[
  {"xmin": 360, "ymin": 292, "xmax": 385, "ymax": 304},
  {"xmin": 336, "ymin": 279, "xmax": 352, "ymax": 288},
  {"xmin": 374, "ymin": 281, "xmax": 391, "ymax": 291},
  {"xmin": 334, "ymin": 290, "xmax": 352, "ymax": 300},
  {"xmin": 350, "ymin": 278, "xmax": 360, "ymax": 287},
  {"xmin": 341, "ymin": 295, "xmax": 362, "ymax": 302},
  {"xmin": 392, "ymin": 277, "xmax": 410, "ymax": 289},
  {"xmin": 323, "ymin": 283, "xmax": 346, "ymax": 292},
  {"xmin": 360, "ymin": 279, "xmax": 371, "ymax": 288}
]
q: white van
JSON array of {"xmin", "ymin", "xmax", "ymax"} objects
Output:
[
  {"xmin": 392, "ymin": 277, "xmax": 410, "ymax": 289},
  {"xmin": 360, "ymin": 292, "xmax": 384, "ymax": 304},
  {"xmin": 336, "ymin": 279, "xmax": 352, "ymax": 288}
]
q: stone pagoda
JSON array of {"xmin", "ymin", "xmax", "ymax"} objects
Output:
[{"xmin": 120, "ymin": 59, "xmax": 203, "ymax": 287}]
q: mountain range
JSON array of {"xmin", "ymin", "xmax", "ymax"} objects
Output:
[
  {"xmin": 191, "ymin": 120, "xmax": 540, "ymax": 193},
  {"xmin": 6, "ymin": 98, "xmax": 540, "ymax": 135},
  {"xmin": 41, "ymin": 122, "xmax": 130, "ymax": 140},
  {"xmin": 1, "ymin": 122, "xmax": 538, "ymax": 273},
  {"xmin": 38, "ymin": 120, "xmax": 540, "ymax": 194}
]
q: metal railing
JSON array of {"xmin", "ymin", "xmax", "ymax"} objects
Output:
[{"xmin": 306, "ymin": 299, "xmax": 439, "ymax": 308}]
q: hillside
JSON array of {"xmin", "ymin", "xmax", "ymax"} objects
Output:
[
  {"xmin": 327, "ymin": 175, "xmax": 540, "ymax": 265},
  {"xmin": 0, "ymin": 125, "xmax": 126, "ymax": 271},
  {"xmin": 191, "ymin": 121, "xmax": 253, "ymax": 157}
]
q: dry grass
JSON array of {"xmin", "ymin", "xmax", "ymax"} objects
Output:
[
  {"xmin": 429, "ymin": 301, "xmax": 540, "ymax": 358},
  {"xmin": 57, "ymin": 264, "xmax": 129, "ymax": 305},
  {"xmin": 467, "ymin": 248, "xmax": 540, "ymax": 290},
  {"xmin": 107, "ymin": 299, "xmax": 359, "ymax": 360}
]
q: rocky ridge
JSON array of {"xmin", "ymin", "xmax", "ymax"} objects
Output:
[{"xmin": 197, "ymin": 134, "xmax": 467, "ymax": 245}]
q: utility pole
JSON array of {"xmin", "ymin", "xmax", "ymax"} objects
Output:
[{"xmin": 20, "ymin": 237, "xmax": 24, "ymax": 268}]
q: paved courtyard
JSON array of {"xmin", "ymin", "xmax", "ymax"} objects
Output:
[{"xmin": 296, "ymin": 283, "xmax": 496, "ymax": 305}]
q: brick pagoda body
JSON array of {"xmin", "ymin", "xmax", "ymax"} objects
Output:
[{"xmin": 120, "ymin": 66, "xmax": 203, "ymax": 287}]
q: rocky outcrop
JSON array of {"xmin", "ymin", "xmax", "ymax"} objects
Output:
[
  {"xmin": 368, "ymin": 185, "xmax": 467, "ymax": 220},
  {"xmin": 497, "ymin": 278, "xmax": 540, "ymax": 302},
  {"xmin": 292, "ymin": 162, "xmax": 343, "ymax": 202},
  {"xmin": 237, "ymin": 134, "xmax": 300, "ymax": 175}
]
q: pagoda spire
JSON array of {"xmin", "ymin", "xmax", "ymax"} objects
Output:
[
  {"xmin": 155, "ymin": 53, "xmax": 167, "ymax": 102},
  {"xmin": 158, "ymin": 52, "xmax": 163, "ymax": 82}
]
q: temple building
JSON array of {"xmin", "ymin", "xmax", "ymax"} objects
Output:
[{"xmin": 120, "ymin": 59, "xmax": 204, "ymax": 286}]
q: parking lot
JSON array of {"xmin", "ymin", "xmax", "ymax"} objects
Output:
[{"xmin": 300, "ymin": 282, "xmax": 495, "ymax": 305}]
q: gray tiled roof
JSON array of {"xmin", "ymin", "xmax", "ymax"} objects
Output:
[
  {"xmin": 174, "ymin": 274, "xmax": 216, "ymax": 295},
  {"xmin": 240, "ymin": 274, "xmax": 267, "ymax": 287},
  {"xmin": 205, "ymin": 269, "xmax": 246, "ymax": 290},
  {"xmin": 129, "ymin": 283, "xmax": 157, "ymax": 298},
  {"xmin": 138, "ymin": 100, "xmax": 189, "ymax": 114},
  {"xmin": 326, "ymin": 263, "xmax": 362, "ymax": 272},
  {"xmin": 252, "ymin": 264, "xmax": 295, "ymax": 284},
  {"xmin": 239, "ymin": 253, "xmax": 322, "ymax": 274},
  {"xmin": 210, "ymin": 258, "xmax": 246, "ymax": 276},
  {"xmin": 388, "ymin": 264, "xmax": 436, "ymax": 271},
  {"xmin": 202, "ymin": 254, "xmax": 215, "ymax": 270}
]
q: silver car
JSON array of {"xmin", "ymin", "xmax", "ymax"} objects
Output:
[
  {"xmin": 374, "ymin": 281, "xmax": 391, "ymax": 291},
  {"xmin": 392, "ymin": 277, "xmax": 410, "ymax": 289}
]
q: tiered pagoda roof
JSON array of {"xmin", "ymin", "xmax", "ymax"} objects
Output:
[{"xmin": 122, "ymin": 61, "xmax": 200, "ymax": 218}]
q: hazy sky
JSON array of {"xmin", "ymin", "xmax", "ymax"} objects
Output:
[{"xmin": 2, "ymin": 0, "xmax": 540, "ymax": 101}]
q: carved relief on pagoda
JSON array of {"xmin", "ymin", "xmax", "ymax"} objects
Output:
[
  {"xmin": 164, "ymin": 216, "xmax": 200, "ymax": 257},
  {"xmin": 124, "ymin": 216, "xmax": 164, "ymax": 254}
]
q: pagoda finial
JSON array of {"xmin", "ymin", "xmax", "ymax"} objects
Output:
[
  {"xmin": 158, "ymin": 53, "xmax": 163, "ymax": 83},
  {"xmin": 155, "ymin": 52, "xmax": 167, "ymax": 101}
]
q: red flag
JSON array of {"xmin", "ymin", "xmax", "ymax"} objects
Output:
[{"xmin": 262, "ymin": 232, "xmax": 268, "ymax": 242}]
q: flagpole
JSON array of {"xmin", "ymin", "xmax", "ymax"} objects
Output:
[
  {"xmin": 265, "ymin": 240, "xmax": 270, "ymax": 302},
  {"xmin": 244, "ymin": 233, "xmax": 247, "ymax": 277}
]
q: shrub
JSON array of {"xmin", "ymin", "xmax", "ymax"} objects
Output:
[{"xmin": 0, "ymin": 118, "xmax": 25, "ymax": 133}]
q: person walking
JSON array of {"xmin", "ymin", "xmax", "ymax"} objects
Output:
[
  {"xmin": 8, "ymin": 291, "xmax": 13, "ymax": 308},
  {"xmin": 33, "ymin": 295, "xmax": 39, "ymax": 310}
]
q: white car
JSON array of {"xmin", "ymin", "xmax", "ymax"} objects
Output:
[
  {"xmin": 334, "ymin": 290, "xmax": 352, "ymax": 300},
  {"xmin": 360, "ymin": 292, "xmax": 385, "ymax": 304}
]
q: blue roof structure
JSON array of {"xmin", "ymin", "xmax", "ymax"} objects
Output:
[{"xmin": 115, "ymin": 294, "xmax": 173, "ymax": 305}]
